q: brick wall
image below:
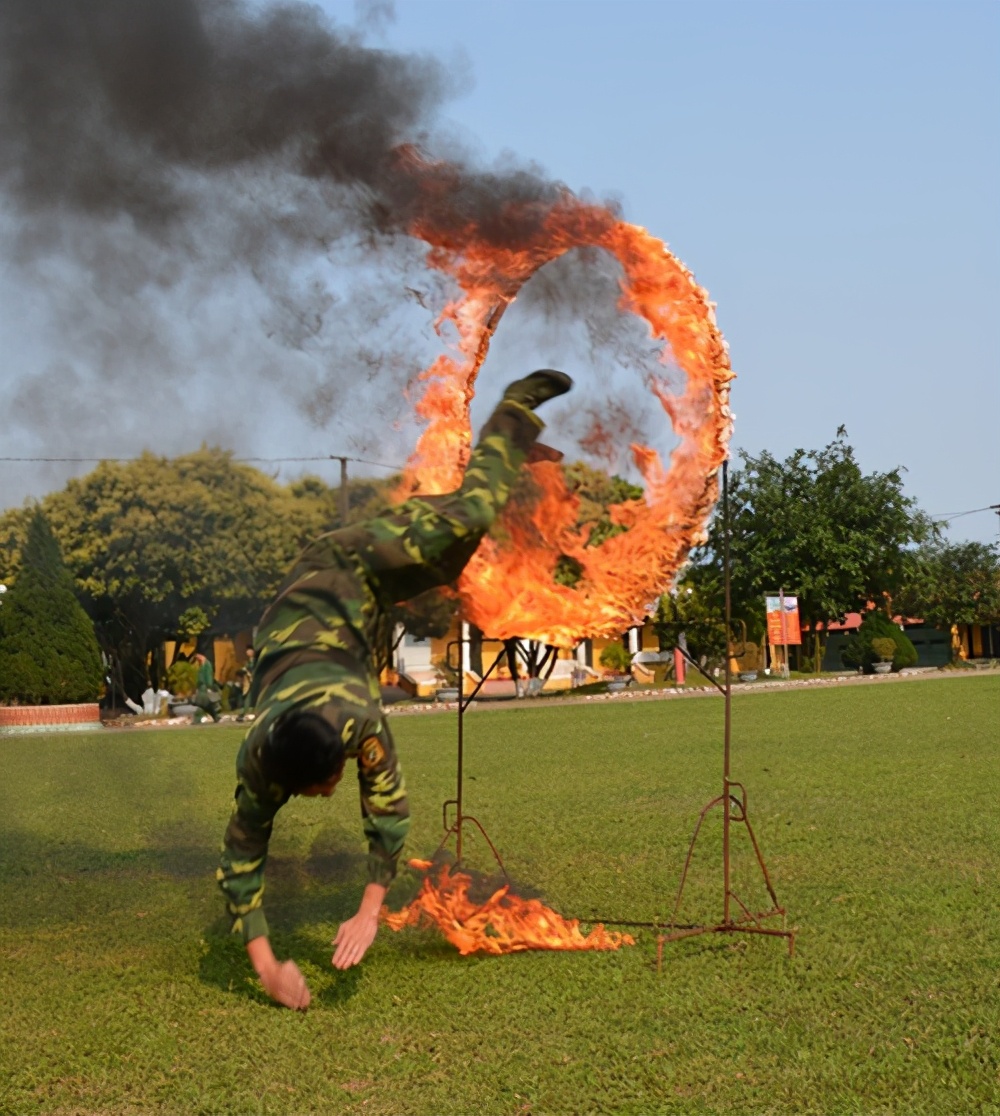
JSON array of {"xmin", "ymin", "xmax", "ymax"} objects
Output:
[{"xmin": 0, "ymin": 703, "xmax": 101, "ymax": 727}]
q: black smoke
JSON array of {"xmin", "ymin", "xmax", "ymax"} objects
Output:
[{"xmin": 0, "ymin": 0, "xmax": 671, "ymax": 500}]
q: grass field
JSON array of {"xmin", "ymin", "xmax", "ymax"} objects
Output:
[{"xmin": 1, "ymin": 676, "xmax": 998, "ymax": 1115}]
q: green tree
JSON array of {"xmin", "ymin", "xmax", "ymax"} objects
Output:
[
  {"xmin": 686, "ymin": 430, "xmax": 928, "ymax": 667},
  {"xmin": 0, "ymin": 449, "xmax": 332, "ymax": 697},
  {"xmin": 894, "ymin": 540, "xmax": 1000, "ymax": 640},
  {"xmin": 0, "ymin": 510, "xmax": 103, "ymax": 704}
]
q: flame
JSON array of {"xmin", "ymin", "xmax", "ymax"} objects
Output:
[
  {"xmin": 399, "ymin": 151, "xmax": 734, "ymax": 644},
  {"xmin": 382, "ymin": 863, "xmax": 634, "ymax": 955}
]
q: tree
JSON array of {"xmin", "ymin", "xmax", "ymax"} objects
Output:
[
  {"xmin": 894, "ymin": 540, "xmax": 1000, "ymax": 647},
  {"xmin": 686, "ymin": 430, "xmax": 929, "ymax": 667},
  {"xmin": 0, "ymin": 510, "xmax": 103, "ymax": 704},
  {"xmin": 0, "ymin": 450, "xmax": 333, "ymax": 697}
]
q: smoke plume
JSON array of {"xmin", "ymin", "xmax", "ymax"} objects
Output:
[{"xmin": 0, "ymin": 0, "xmax": 670, "ymax": 504}]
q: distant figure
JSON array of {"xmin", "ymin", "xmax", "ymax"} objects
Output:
[
  {"xmin": 192, "ymin": 652, "xmax": 221, "ymax": 724},
  {"xmin": 236, "ymin": 646, "xmax": 256, "ymax": 722}
]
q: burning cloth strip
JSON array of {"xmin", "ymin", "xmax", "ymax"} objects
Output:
[
  {"xmin": 400, "ymin": 164, "xmax": 735, "ymax": 646},
  {"xmin": 382, "ymin": 862, "xmax": 634, "ymax": 955}
]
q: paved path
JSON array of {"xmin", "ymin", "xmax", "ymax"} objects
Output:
[
  {"xmin": 387, "ymin": 663, "xmax": 998, "ymax": 717},
  {"xmin": 104, "ymin": 664, "xmax": 997, "ymax": 729}
]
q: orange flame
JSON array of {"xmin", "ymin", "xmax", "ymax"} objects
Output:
[
  {"xmin": 399, "ymin": 152, "xmax": 733, "ymax": 644},
  {"xmin": 382, "ymin": 863, "xmax": 634, "ymax": 955}
]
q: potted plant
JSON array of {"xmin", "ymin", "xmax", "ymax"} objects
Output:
[
  {"xmin": 433, "ymin": 659, "xmax": 460, "ymax": 702},
  {"xmin": 871, "ymin": 637, "xmax": 896, "ymax": 674},
  {"xmin": 599, "ymin": 643, "xmax": 633, "ymax": 690}
]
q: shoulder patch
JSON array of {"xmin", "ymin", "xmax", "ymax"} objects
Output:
[{"xmin": 359, "ymin": 735, "xmax": 386, "ymax": 771}]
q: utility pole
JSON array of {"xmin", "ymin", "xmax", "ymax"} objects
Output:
[
  {"xmin": 334, "ymin": 456, "xmax": 349, "ymax": 524},
  {"xmin": 992, "ymin": 505, "xmax": 1000, "ymax": 536}
]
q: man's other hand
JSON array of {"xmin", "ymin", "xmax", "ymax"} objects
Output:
[
  {"xmin": 332, "ymin": 881, "xmax": 386, "ymax": 969},
  {"xmin": 247, "ymin": 937, "xmax": 311, "ymax": 1010},
  {"xmin": 262, "ymin": 959, "xmax": 311, "ymax": 1010}
]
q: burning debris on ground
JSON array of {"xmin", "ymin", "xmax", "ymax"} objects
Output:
[{"xmin": 383, "ymin": 858, "xmax": 635, "ymax": 956}]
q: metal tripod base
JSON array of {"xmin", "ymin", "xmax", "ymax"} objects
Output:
[
  {"xmin": 657, "ymin": 779, "xmax": 795, "ymax": 968},
  {"xmin": 434, "ymin": 638, "xmax": 511, "ymax": 880}
]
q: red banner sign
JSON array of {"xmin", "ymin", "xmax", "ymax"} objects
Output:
[{"xmin": 765, "ymin": 595, "xmax": 801, "ymax": 646}]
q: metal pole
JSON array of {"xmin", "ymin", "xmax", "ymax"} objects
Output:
[
  {"xmin": 722, "ymin": 460, "xmax": 732, "ymax": 924},
  {"xmin": 337, "ymin": 457, "xmax": 349, "ymax": 525},
  {"xmin": 779, "ymin": 586, "xmax": 789, "ymax": 679},
  {"xmin": 456, "ymin": 620, "xmax": 465, "ymax": 864}
]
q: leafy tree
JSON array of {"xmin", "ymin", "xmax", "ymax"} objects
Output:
[
  {"xmin": 0, "ymin": 449, "xmax": 332, "ymax": 697},
  {"xmin": 0, "ymin": 510, "xmax": 103, "ymax": 704},
  {"xmin": 894, "ymin": 540, "xmax": 1000, "ymax": 639},
  {"xmin": 686, "ymin": 430, "xmax": 928, "ymax": 667}
]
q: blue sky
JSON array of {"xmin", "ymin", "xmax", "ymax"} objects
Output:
[{"xmin": 323, "ymin": 0, "xmax": 999, "ymax": 541}]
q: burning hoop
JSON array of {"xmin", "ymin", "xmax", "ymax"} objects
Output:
[{"xmin": 402, "ymin": 198, "xmax": 735, "ymax": 646}]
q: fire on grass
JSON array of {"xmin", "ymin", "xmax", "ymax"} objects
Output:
[
  {"xmin": 399, "ymin": 152, "xmax": 734, "ymax": 647},
  {"xmin": 383, "ymin": 860, "xmax": 635, "ymax": 955}
]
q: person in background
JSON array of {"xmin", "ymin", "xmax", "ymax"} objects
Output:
[
  {"xmin": 192, "ymin": 651, "xmax": 222, "ymax": 724},
  {"xmin": 236, "ymin": 646, "xmax": 256, "ymax": 722}
]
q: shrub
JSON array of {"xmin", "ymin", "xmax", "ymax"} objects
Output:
[
  {"xmin": 841, "ymin": 610, "xmax": 918, "ymax": 673},
  {"xmin": 166, "ymin": 660, "xmax": 198, "ymax": 697},
  {"xmin": 871, "ymin": 637, "xmax": 897, "ymax": 663},
  {"xmin": 598, "ymin": 642, "xmax": 632, "ymax": 674},
  {"xmin": 0, "ymin": 510, "xmax": 103, "ymax": 704}
]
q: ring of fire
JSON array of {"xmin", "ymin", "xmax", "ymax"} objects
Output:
[{"xmin": 401, "ymin": 199, "xmax": 734, "ymax": 647}]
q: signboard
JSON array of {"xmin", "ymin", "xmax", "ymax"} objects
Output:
[{"xmin": 765, "ymin": 594, "xmax": 802, "ymax": 646}]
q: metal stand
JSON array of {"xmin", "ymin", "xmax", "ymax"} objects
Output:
[
  {"xmin": 566, "ymin": 460, "xmax": 794, "ymax": 964},
  {"xmin": 658, "ymin": 460, "xmax": 795, "ymax": 962},
  {"xmin": 433, "ymin": 633, "xmax": 510, "ymax": 879},
  {"xmin": 426, "ymin": 463, "xmax": 793, "ymax": 963}
]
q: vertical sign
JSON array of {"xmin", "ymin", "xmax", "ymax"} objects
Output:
[{"xmin": 765, "ymin": 593, "xmax": 802, "ymax": 645}]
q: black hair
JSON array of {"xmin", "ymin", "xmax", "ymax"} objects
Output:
[{"xmin": 261, "ymin": 709, "xmax": 346, "ymax": 793}]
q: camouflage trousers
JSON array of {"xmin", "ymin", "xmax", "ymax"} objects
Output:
[{"xmin": 296, "ymin": 398, "xmax": 544, "ymax": 612}]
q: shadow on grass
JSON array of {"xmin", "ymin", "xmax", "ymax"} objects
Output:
[{"xmin": 197, "ymin": 920, "xmax": 365, "ymax": 1007}]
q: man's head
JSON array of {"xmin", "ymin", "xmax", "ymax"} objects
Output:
[{"xmin": 261, "ymin": 709, "xmax": 347, "ymax": 796}]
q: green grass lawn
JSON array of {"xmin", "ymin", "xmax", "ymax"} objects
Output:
[{"xmin": 1, "ymin": 677, "xmax": 998, "ymax": 1115}]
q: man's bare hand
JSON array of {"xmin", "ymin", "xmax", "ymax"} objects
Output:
[
  {"xmin": 261, "ymin": 959, "xmax": 311, "ymax": 1010},
  {"xmin": 331, "ymin": 881, "xmax": 386, "ymax": 970},
  {"xmin": 332, "ymin": 910, "xmax": 379, "ymax": 969},
  {"xmin": 247, "ymin": 936, "xmax": 311, "ymax": 1011}
]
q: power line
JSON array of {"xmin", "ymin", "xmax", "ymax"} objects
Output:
[
  {"xmin": 931, "ymin": 505, "xmax": 997, "ymax": 520},
  {"xmin": 0, "ymin": 453, "xmax": 405, "ymax": 470}
]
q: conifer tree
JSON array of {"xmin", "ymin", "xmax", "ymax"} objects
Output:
[{"xmin": 0, "ymin": 510, "xmax": 103, "ymax": 704}]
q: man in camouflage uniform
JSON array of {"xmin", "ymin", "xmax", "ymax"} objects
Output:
[{"xmin": 217, "ymin": 370, "xmax": 572, "ymax": 1010}]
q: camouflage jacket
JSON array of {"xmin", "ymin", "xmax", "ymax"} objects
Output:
[{"xmin": 216, "ymin": 547, "xmax": 408, "ymax": 944}]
